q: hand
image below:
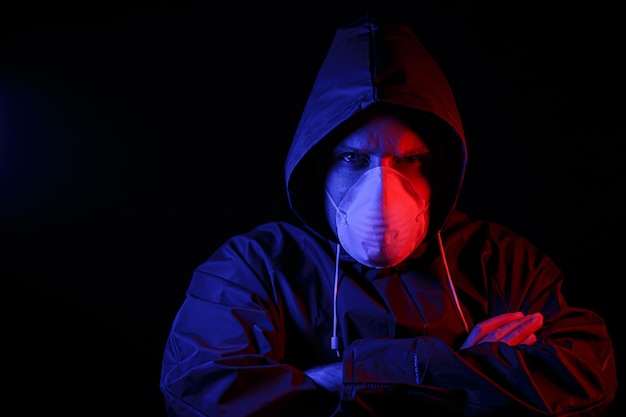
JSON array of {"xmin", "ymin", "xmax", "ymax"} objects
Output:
[
  {"xmin": 304, "ymin": 362, "xmax": 343, "ymax": 393},
  {"xmin": 460, "ymin": 311, "xmax": 543, "ymax": 350}
]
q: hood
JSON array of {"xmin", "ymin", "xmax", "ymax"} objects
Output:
[{"xmin": 285, "ymin": 15, "xmax": 467, "ymax": 243}]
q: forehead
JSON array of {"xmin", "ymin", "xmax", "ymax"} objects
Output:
[{"xmin": 335, "ymin": 113, "xmax": 429, "ymax": 154}]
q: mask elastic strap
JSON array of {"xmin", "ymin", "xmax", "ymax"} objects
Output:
[
  {"xmin": 437, "ymin": 232, "xmax": 469, "ymax": 333},
  {"xmin": 325, "ymin": 189, "xmax": 346, "ymax": 223}
]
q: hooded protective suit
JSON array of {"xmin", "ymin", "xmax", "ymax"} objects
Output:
[{"xmin": 160, "ymin": 16, "xmax": 617, "ymax": 416}]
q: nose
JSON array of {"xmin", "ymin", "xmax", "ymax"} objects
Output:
[{"xmin": 373, "ymin": 156, "xmax": 395, "ymax": 168}]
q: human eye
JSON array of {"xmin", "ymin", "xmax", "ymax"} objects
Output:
[
  {"xmin": 399, "ymin": 152, "xmax": 430, "ymax": 164},
  {"xmin": 339, "ymin": 152, "xmax": 369, "ymax": 168}
]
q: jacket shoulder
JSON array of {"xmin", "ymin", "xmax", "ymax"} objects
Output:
[{"xmin": 188, "ymin": 221, "xmax": 335, "ymax": 302}]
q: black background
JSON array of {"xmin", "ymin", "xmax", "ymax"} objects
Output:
[{"xmin": 1, "ymin": 1, "xmax": 623, "ymax": 415}]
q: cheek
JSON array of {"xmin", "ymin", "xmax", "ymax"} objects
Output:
[
  {"xmin": 395, "ymin": 166, "xmax": 431, "ymax": 199},
  {"xmin": 323, "ymin": 171, "xmax": 344, "ymax": 234},
  {"xmin": 323, "ymin": 197, "xmax": 338, "ymax": 235},
  {"xmin": 325, "ymin": 170, "xmax": 356, "ymax": 205},
  {"xmin": 405, "ymin": 176, "xmax": 431, "ymax": 202}
]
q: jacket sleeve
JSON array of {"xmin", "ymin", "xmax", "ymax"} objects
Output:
[
  {"xmin": 159, "ymin": 230, "xmax": 338, "ymax": 417},
  {"xmin": 334, "ymin": 228, "xmax": 617, "ymax": 416}
]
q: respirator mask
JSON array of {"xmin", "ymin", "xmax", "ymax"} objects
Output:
[{"xmin": 326, "ymin": 166, "xmax": 429, "ymax": 268}]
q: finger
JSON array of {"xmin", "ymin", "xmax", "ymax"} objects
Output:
[
  {"xmin": 487, "ymin": 312, "xmax": 543, "ymax": 344},
  {"xmin": 519, "ymin": 333, "xmax": 537, "ymax": 345},
  {"xmin": 461, "ymin": 312, "xmax": 544, "ymax": 349},
  {"xmin": 461, "ymin": 312, "xmax": 524, "ymax": 349},
  {"xmin": 480, "ymin": 313, "xmax": 542, "ymax": 346},
  {"xmin": 478, "ymin": 312, "xmax": 526, "ymax": 330},
  {"xmin": 499, "ymin": 313, "xmax": 543, "ymax": 346}
]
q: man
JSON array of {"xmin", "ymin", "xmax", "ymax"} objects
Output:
[{"xmin": 160, "ymin": 15, "xmax": 616, "ymax": 416}]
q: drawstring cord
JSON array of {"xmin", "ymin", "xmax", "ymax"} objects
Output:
[
  {"xmin": 330, "ymin": 233, "xmax": 469, "ymax": 356},
  {"xmin": 437, "ymin": 232, "xmax": 469, "ymax": 333},
  {"xmin": 331, "ymin": 243, "xmax": 341, "ymax": 357}
]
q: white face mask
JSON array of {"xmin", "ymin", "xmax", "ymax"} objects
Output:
[{"xmin": 326, "ymin": 166, "xmax": 429, "ymax": 268}]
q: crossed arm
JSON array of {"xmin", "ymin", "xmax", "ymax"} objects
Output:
[{"xmin": 304, "ymin": 311, "xmax": 544, "ymax": 392}]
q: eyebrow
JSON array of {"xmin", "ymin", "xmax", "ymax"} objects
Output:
[
  {"xmin": 333, "ymin": 144, "xmax": 360, "ymax": 152},
  {"xmin": 401, "ymin": 146, "xmax": 430, "ymax": 154},
  {"xmin": 332, "ymin": 144, "xmax": 430, "ymax": 155}
]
